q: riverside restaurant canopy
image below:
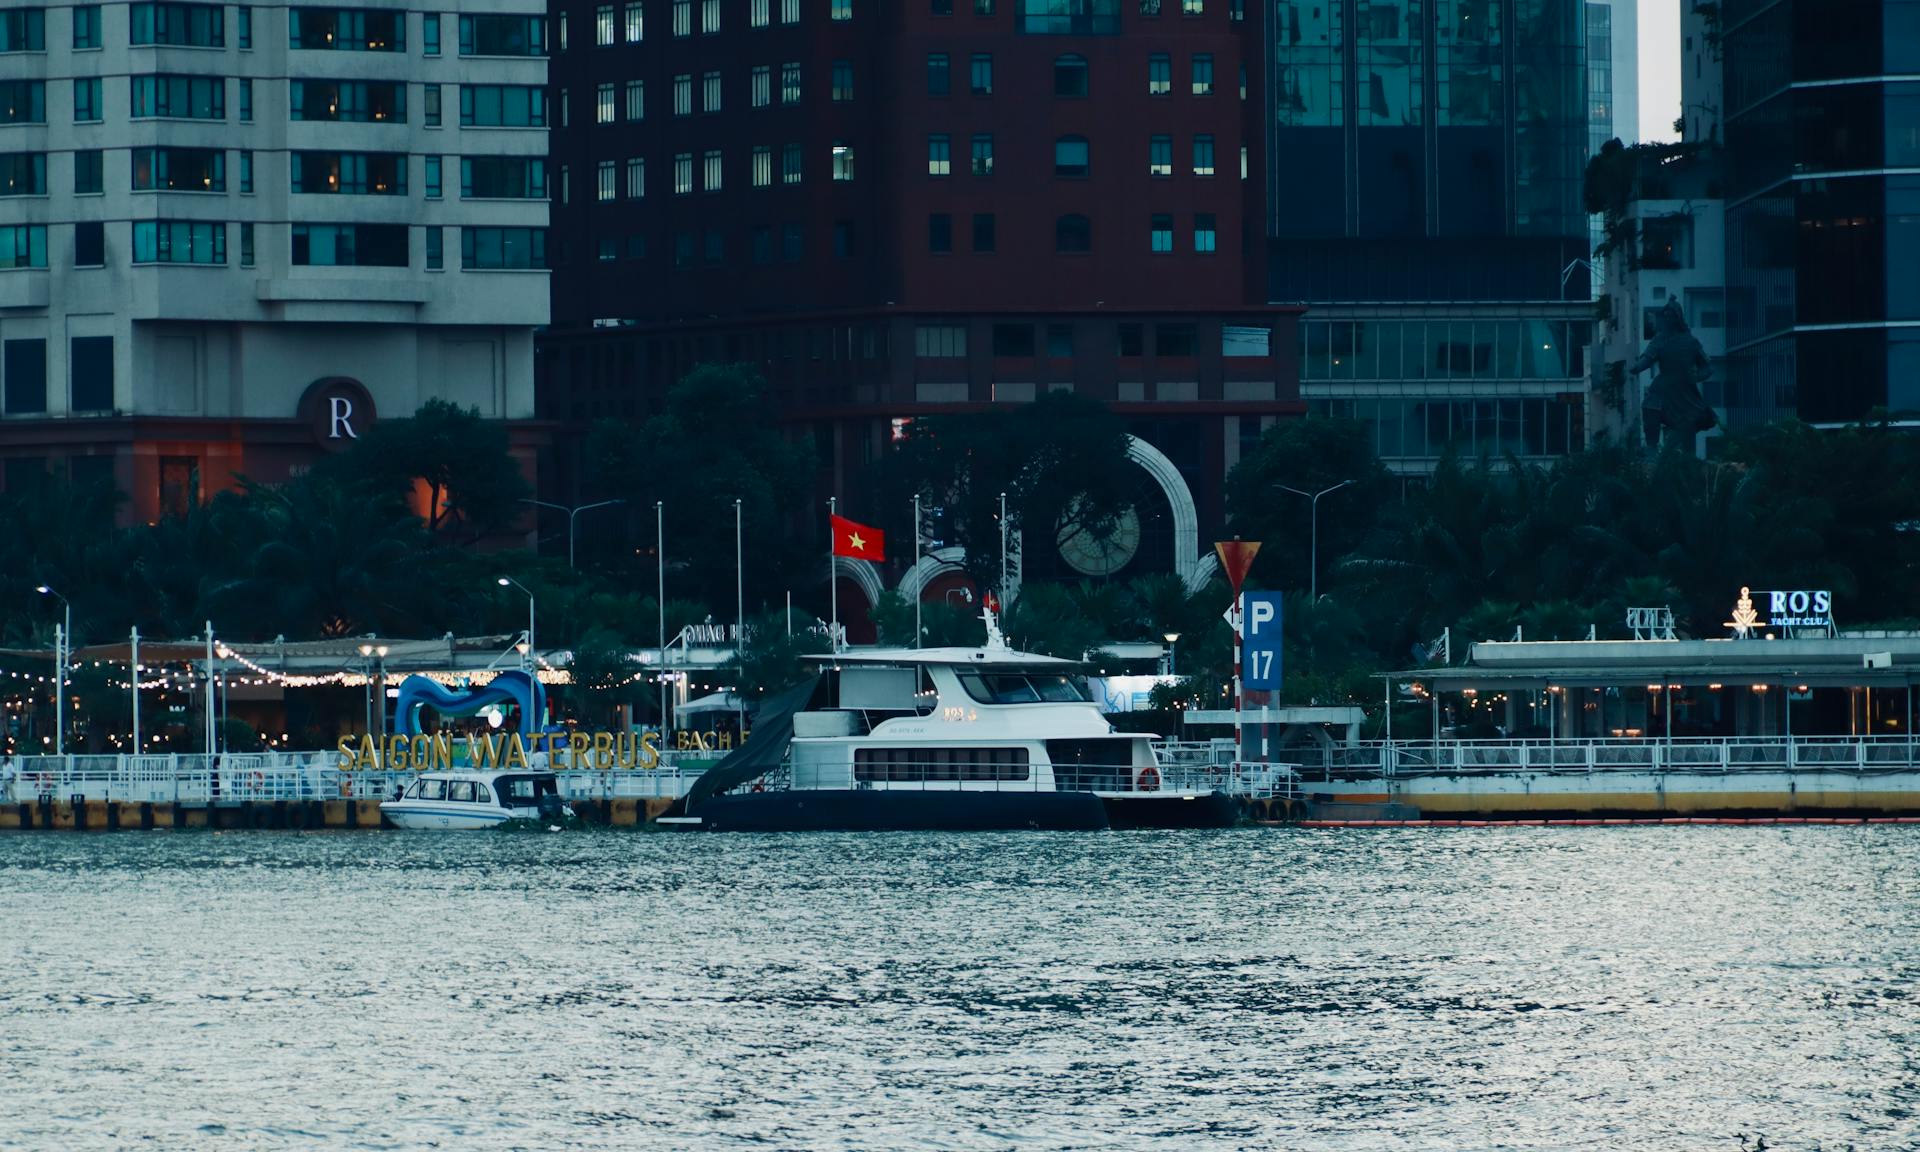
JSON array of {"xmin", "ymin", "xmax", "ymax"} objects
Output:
[{"xmin": 1400, "ymin": 635, "xmax": 1920, "ymax": 690}]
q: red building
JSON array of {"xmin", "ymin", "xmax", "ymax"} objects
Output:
[{"xmin": 540, "ymin": 0, "xmax": 1300, "ymax": 584}]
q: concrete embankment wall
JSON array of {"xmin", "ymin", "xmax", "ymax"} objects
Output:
[
  {"xmin": 0, "ymin": 797, "xmax": 680, "ymax": 831},
  {"xmin": 1306, "ymin": 769, "xmax": 1920, "ymax": 819}
]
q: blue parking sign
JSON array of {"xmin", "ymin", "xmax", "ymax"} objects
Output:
[{"xmin": 1240, "ymin": 591, "xmax": 1283, "ymax": 691}]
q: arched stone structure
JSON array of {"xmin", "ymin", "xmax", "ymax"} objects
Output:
[
  {"xmin": 830, "ymin": 555, "xmax": 883, "ymax": 608},
  {"xmin": 1123, "ymin": 435, "xmax": 1202, "ymax": 589},
  {"xmin": 899, "ymin": 546, "xmax": 970, "ymax": 601},
  {"xmin": 1185, "ymin": 550, "xmax": 1220, "ymax": 594}
]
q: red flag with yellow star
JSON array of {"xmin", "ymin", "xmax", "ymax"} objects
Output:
[{"xmin": 831, "ymin": 514, "xmax": 885, "ymax": 561}]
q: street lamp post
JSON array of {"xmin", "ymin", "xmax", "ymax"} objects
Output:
[
  {"xmin": 1163, "ymin": 632, "xmax": 1181, "ymax": 677},
  {"xmin": 520, "ymin": 498, "xmax": 627, "ymax": 570},
  {"xmin": 497, "ymin": 577, "xmax": 535, "ymax": 673},
  {"xmin": 1276, "ymin": 480, "xmax": 1354, "ymax": 603},
  {"xmin": 35, "ymin": 586, "xmax": 69, "ymax": 758},
  {"xmin": 357, "ymin": 643, "xmax": 390, "ymax": 737}
]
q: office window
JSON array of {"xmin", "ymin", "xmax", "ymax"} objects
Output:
[
  {"xmin": 239, "ymin": 150, "xmax": 252, "ymax": 192},
  {"xmin": 1157, "ymin": 322, "xmax": 1197, "ymax": 356},
  {"xmin": 1054, "ymin": 135, "xmax": 1088, "ymax": 177},
  {"xmin": 1192, "ymin": 53, "xmax": 1213, "ymax": 95},
  {"xmin": 927, "ymin": 134, "xmax": 950, "ymax": 176},
  {"xmin": 1046, "ymin": 324, "xmax": 1072, "ymax": 357},
  {"xmin": 927, "ymin": 53, "xmax": 949, "ymax": 96},
  {"xmin": 423, "ymin": 83, "xmax": 446, "ymax": 127},
  {"xmin": 556, "ymin": 12, "xmax": 567, "ymax": 49},
  {"xmin": 928, "ymin": 212, "xmax": 951, "ymax": 253},
  {"xmin": 456, "ymin": 13, "xmax": 543, "ymax": 55},
  {"xmin": 782, "ymin": 142, "xmax": 801, "ymax": 183},
  {"xmin": 976, "ymin": 0, "xmax": 994, "ymax": 10},
  {"xmin": 702, "ymin": 0, "xmax": 719, "ymax": 33},
  {"xmin": 425, "ymin": 226, "xmax": 443, "ymax": 269},
  {"xmin": 915, "ymin": 325, "xmax": 966, "ymax": 357},
  {"xmin": 74, "ymin": 219, "xmax": 103, "ymax": 266},
  {"xmin": 1241, "ymin": 143, "xmax": 1248, "ymax": 179},
  {"xmin": 132, "ymin": 219, "xmax": 227, "ymax": 264},
  {"xmin": 1056, "ymin": 213, "xmax": 1090, "ymax": 252},
  {"xmin": 0, "ymin": 224, "xmax": 47, "ymax": 268},
  {"xmin": 595, "ymin": 4, "xmax": 614, "ymax": 44},
  {"xmin": 0, "ymin": 81, "xmax": 45, "ymax": 124},
  {"xmin": 833, "ymin": 0, "xmax": 851, "ymax": 16},
  {"xmin": 73, "ymin": 149, "xmax": 101, "ymax": 194},
  {"xmin": 672, "ymin": 0, "xmax": 690, "ymax": 35},
  {"xmin": 460, "ymin": 155, "xmax": 545, "ymax": 198},
  {"xmin": 749, "ymin": 225, "xmax": 770, "ymax": 264},
  {"xmin": 1192, "ymin": 134, "xmax": 1215, "ymax": 176},
  {"xmin": 832, "ymin": 61, "xmax": 853, "ymax": 102},
  {"xmin": 291, "ymin": 6, "xmax": 405, "ymax": 50},
  {"xmin": 70, "ymin": 336, "xmax": 113, "ymax": 412},
  {"xmin": 74, "ymin": 77, "xmax": 102, "ymax": 121},
  {"xmin": 781, "ymin": 62, "xmax": 800, "ymax": 104},
  {"xmin": 673, "ymin": 231, "xmax": 693, "ymax": 266},
  {"xmin": 752, "ymin": 0, "xmax": 768, "ymax": 26},
  {"xmin": 833, "ymin": 220, "xmax": 853, "ymax": 258},
  {"xmin": 780, "ymin": 224, "xmax": 800, "ymax": 261},
  {"xmin": 626, "ymin": 233, "xmax": 645, "ymax": 260},
  {"xmin": 558, "ymin": 88, "xmax": 567, "ymax": 126},
  {"xmin": 673, "ymin": 74, "xmax": 691, "ymax": 115},
  {"xmin": 290, "ymin": 79, "xmax": 405, "ymax": 122},
  {"xmin": 597, "ymin": 237, "xmax": 616, "ymax": 261},
  {"xmin": 1149, "ymin": 134, "xmax": 1171, "ymax": 176},
  {"xmin": 703, "ymin": 149, "xmax": 722, "ymax": 190},
  {"xmin": 0, "ymin": 8, "xmax": 45, "ymax": 51},
  {"xmin": 1150, "ymin": 213, "xmax": 1172, "ymax": 252},
  {"xmin": 72, "ymin": 5, "xmax": 100, "ymax": 48},
  {"xmin": 459, "ymin": 226, "xmax": 546, "ymax": 268},
  {"xmin": 4, "ymin": 339, "xmax": 47, "ymax": 415},
  {"xmin": 239, "ymin": 221, "xmax": 253, "ymax": 266},
  {"xmin": 463, "ymin": 85, "xmax": 546, "ymax": 127},
  {"xmin": 751, "ymin": 66, "xmax": 770, "ymax": 107},
  {"xmin": 972, "ymin": 212, "xmax": 994, "ymax": 251},
  {"xmin": 424, "ymin": 154, "xmax": 440, "ymax": 197},
  {"xmin": 559, "ymin": 164, "xmax": 568, "ymax": 203},
  {"xmin": 626, "ymin": 156, "xmax": 644, "ymax": 197},
  {"xmin": 420, "ymin": 11, "xmax": 437, "ymax": 54},
  {"xmin": 1194, "ymin": 212, "xmax": 1217, "ymax": 252},
  {"xmin": 625, "ymin": 80, "xmax": 644, "ymax": 120},
  {"xmin": 781, "ymin": 0, "xmax": 798, "ymax": 21},
  {"xmin": 1054, "ymin": 54, "xmax": 1088, "ymax": 97},
  {"xmin": 970, "ymin": 53, "xmax": 992, "ymax": 94},
  {"xmin": 932, "ymin": 0, "xmax": 951, "ymax": 12},
  {"xmin": 752, "ymin": 145, "xmax": 770, "ymax": 186},
  {"xmin": 673, "ymin": 151, "xmax": 692, "ymax": 193},
  {"xmin": 1183, "ymin": 0, "xmax": 1202, "ymax": 11},
  {"xmin": 832, "ymin": 141, "xmax": 853, "ymax": 180},
  {"xmin": 129, "ymin": 74, "xmax": 222, "ymax": 119},
  {"xmin": 597, "ymin": 83, "xmax": 617, "ymax": 122},
  {"xmin": 703, "ymin": 70, "xmax": 721, "ymax": 112},
  {"xmin": 625, "ymin": 2, "xmax": 642, "ymax": 40},
  {"xmin": 129, "ymin": 146, "xmax": 224, "ymax": 196},
  {"xmin": 1117, "ymin": 322, "xmax": 1144, "ymax": 356},
  {"xmin": 239, "ymin": 79, "xmax": 252, "ymax": 121},
  {"xmin": 0, "ymin": 153, "xmax": 46, "ymax": 196},
  {"xmin": 131, "ymin": 3, "xmax": 225, "ymax": 47},
  {"xmin": 597, "ymin": 159, "xmax": 615, "ymax": 200},
  {"xmin": 970, "ymin": 134, "xmax": 993, "ymax": 176},
  {"xmin": 1148, "ymin": 53, "xmax": 1170, "ymax": 95}
]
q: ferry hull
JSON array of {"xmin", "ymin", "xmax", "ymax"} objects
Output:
[
  {"xmin": 688, "ymin": 790, "xmax": 1109, "ymax": 832},
  {"xmin": 1101, "ymin": 791, "xmax": 1242, "ymax": 829}
]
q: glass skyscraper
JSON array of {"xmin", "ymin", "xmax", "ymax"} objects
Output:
[{"xmin": 1723, "ymin": 0, "xmax": 1920, "ymax": 422}]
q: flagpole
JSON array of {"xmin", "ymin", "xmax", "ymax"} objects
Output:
[
  {"xmin": 656, "ymin": 500, "xmax": 666, "ymax": 740},
  {"xmin": 913, "ymin": 494, "xmax": 922, "ymax": 648},
  {"xmin": 998, "ymin": 491, "xmax": 1008, "ymax": 608},
  {"xmin": 734, "ymin": 497, "xmax": 744, "ymax": 733},
  {"xmin": 130, "ymin": 625, "xmax": 140, "ymax": 757},
  {"xmin": 829, "ymin": 496, "xmax": 839, "ymax": 654}
]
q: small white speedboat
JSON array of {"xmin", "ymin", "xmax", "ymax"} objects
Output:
[{"xmin": 380, "ymin": 770, "xmax": 572, "ymax": 830}]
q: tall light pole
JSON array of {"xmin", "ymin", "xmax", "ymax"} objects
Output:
[
  {"xmin": 36, "ymin": 586, "xmax": 69, "ymax": 757},
  {"xmin": 497, "ymin": 577, "xmax": 535, "ymax": 673},
  {"xmin": 656, "ymin": 501, "xmax": 667, "ymax": 736},
  {"xmin": 1163, "ymin": 632, "xmax": 1181, "ymax": 677},
  {"xmin": 357, "ymin": 642, "xmax": 390, "ymax": 736},
  {"xmin": 1276, "ymin": 480, "xmax": 1354, "ymax": 603},
  {"xmin": 520, "ymin": 497, "xmax": 626, "ymax": 570},
  {"xmin": 734, "ymin": 498, "xmax": 745, "ymax": 735}
]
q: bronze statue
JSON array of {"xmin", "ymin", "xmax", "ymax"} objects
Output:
[{"xmin": 1632, "ymin": 298, "xmax": 1716, "ymax": 448}]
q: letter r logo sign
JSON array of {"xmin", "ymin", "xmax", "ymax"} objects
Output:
[{"xmin": 329, "ymin": 395, "xmax": 357, "ymax": 439}]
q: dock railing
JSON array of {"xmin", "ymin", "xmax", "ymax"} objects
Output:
[{"xmin": 1290, "ymin": 736, "xmax": 1920, "ymax": 780}]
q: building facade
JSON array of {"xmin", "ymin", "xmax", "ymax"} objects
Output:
[
  {"xmin": 1721, "ymin": 0, "xmax": 1920, "ymax": 423},
  {"xmin": 0, "ymin": 1, "xmax": 550, "ymax": 521},
  {"xmin": 539, "ymin": 0, "xmax": 1299, "ymax": 578},
  {"xmin": 1267, "ymin": 0, "xmax": 1595, "ymax": 471}
]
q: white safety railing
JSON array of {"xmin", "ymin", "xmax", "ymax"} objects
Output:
[
  {"xmin": 0, "ymin": 752, "xmax": 707, "ymax": 805},
  {"xmin": 1288, "ymin": 736, "xmax": 1920, "ymax": 779}
]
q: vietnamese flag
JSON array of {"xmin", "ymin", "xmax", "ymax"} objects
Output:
[{"xmin": 831, "ymin": 514, "xmax": 885, "ymax": 561}]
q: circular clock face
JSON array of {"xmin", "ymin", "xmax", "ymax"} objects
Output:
[{"xmin": 1056, "ymin": 503, "xmax": 1141, "ymax": 577}]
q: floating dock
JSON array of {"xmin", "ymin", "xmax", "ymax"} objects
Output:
[{"xmin": 0, "ymin": 796, "xmax": 681, "ymax": 832}]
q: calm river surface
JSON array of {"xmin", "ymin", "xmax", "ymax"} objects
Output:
[{"xmin": 3, "ymin": 828, "xmax": 1918, "ymax": 1151}]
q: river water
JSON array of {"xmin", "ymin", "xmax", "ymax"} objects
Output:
[{"xmin": 2, "ymin": 827, "xmax": 1917, "ymax": 1151}]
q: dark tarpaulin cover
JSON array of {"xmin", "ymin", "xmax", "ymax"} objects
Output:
[{"xmin": 669, "ymin": 675, "xmax": 818, "ymax": 815}]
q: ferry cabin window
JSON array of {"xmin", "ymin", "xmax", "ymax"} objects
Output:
[
  {"xmin": 449, "ymin": 780, "xmax": 476, "ymax": 803},
  {"xmin": 497, "ymin": 775, "xmax": 557, "ymax": 802},
  {"xmin": 417, "ymin": 778, "xmax": 446, "ymax": 801},
  {"xmin": 472, "ymin": 783, "xmax": 493, "ymax": 805},
  {"xmin": 956, "ymin": 673, "xmax": 1088, "ymax": 705},
  {"xmin": 853, "ymin": 747, "xmax": 1030, "ymax": 783}
]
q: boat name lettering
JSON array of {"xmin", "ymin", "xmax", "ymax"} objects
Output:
[{"xmin": 941, "ymin": 706, "xmax": 979, "ymax": 723}]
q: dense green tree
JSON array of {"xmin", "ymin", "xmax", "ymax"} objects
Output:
[
  {"xmin": 1224, "ymin": 417, "xmax": 1397, "ymax": 596},
  {"xmin": 323, "ymin": 398, "xmax": 532, "ymax": 541}
]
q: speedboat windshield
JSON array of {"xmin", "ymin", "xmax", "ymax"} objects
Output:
[{"xmin": 956, "ymin": 673, "xmax": 1089, "ymax": 705}]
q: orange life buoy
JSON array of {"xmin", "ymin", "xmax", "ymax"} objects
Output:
[
  {"xmin": 1136, "ymin": 765, "xmax": 1161, "ymax": 793},
  {"xmin": 751, "ymin": 781, "xmax": 766, "ymax": 793}
]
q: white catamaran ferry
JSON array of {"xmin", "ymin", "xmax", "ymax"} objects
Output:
[
  {"xmin": 679, "ymin": 610, "xmax": 1245, "ymax": 831},
  {"xmin": 380, "ymin": 770, "xmax": 572, "ymax": 830}
]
